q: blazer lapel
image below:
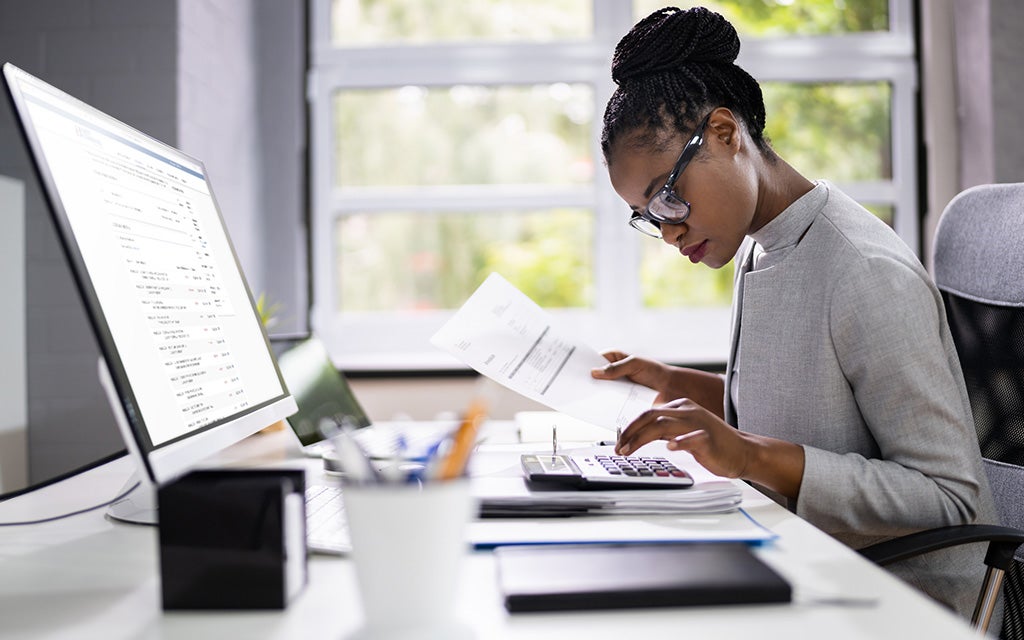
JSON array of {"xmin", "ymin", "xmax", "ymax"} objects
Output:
[{"xmin": 723, "ymin": 240, "xmax": 756, "ymax": 428}]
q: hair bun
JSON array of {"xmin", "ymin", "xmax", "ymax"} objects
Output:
[{"xmin": 611, "ymin": 6, "xmax": 741, "ymax": 85}]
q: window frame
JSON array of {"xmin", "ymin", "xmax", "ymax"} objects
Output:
[{"xmin": 308, "ymin": 0, "xmax": 917, "ymax": 371}]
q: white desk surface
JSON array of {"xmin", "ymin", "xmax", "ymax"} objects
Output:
[{"xmin": 0, "ymin": 423, "xmax": 979, "ymax": 640}]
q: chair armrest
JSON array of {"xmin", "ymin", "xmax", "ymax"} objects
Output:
[{"xmin": 859, "ymin": 524, "xmax": 1024, "ymax": 571}]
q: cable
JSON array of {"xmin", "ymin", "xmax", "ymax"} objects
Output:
[{"xmin": 0, "ymin": 481, "xmax": 142, "ymax": 526}]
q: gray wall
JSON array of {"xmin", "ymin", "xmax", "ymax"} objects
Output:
[
  {"xmin": 0, "ymin": 175, "xmax": 26, "ymax": 492},
  {"xmin": 253, "ymin": 0, "xmax": 308, "ymax": 336},
  {"xmin": 954, "ymin": 0, "xmax": 1024, "ymax": 187},
  {"xmin": 989, "ymin": 0, "xmax": 1024, "ymax": 183},
  {"xmin": 0, "ymin": 0, "xmax": 306, "ymax": 491}
]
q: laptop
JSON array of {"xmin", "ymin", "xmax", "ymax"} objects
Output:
[
  {"xmin": 274, "ymin": 336, "xmax": 459, "ymax": 461},
  {"xmin": 276, "ymin": 336, "xmax": 477, "ymax": 555}
]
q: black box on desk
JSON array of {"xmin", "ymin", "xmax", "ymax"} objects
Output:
[{"xmin": 157, "ymin": 468, "xmax": 308, "ymax": 610}]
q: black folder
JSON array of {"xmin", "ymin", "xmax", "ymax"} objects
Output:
[{"xmin": 495, "ymin": 542, "xmax": 791, "ymax": 613}]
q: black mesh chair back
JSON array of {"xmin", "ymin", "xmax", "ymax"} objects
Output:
[{"xmin": 934, "ymin": 182, "xmax": 1024, "ymax": 639}]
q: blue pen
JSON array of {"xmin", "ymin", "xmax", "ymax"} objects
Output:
[{"xmin": 419, "ymin": 434, "xmax": 454, "ymax": 481}]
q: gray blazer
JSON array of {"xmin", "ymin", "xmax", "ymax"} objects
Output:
[{"xmin": 724, "ymin": 181, "xmax": 998, "ymax": 618}]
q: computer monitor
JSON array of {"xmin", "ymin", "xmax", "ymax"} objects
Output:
[{"xmin": 2, "ymin": 63, "xmax": 297, "ymax": 522}]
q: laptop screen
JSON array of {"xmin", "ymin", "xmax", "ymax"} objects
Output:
[{"xmin": 275, "ymin": 337, "xmax": 372, "ymax": 447}]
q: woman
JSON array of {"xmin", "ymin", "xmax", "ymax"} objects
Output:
[{"xmin": 592, "ymin": 6, "xmax": 998, "ymax": 619}]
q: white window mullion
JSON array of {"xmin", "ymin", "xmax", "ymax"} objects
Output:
[
  {"xmin": 892, "ymin": 66, "xmax": 920, "ymax": 253},
  {"xmin": 307, "ymin": 52, "xmax": 339, "ymax": 360},
  {"xmin": 331, "ymin": 185, "xmax": 595, "ymax": 213}
]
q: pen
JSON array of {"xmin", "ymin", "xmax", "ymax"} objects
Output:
[
  {"xmin": 436, "ymin": 398, "xmax": 487, "ymax": 481},
  {"xmin": 379, "ymin": 433, "xmax": 408, "ymax": 484},
  {"xmin": 320, "ymin": 417, "xmax": 380, "ymax": 485},
  {"xmin": 597, "ymin": 428, "xmax": 622, "ymax": 448}
]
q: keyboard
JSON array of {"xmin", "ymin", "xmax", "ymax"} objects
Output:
[{"xmin": 304, "ymin": 484, "xmax": 350, "ymax": 554}]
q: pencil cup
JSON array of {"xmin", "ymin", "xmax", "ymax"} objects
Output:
[{"xmin": 343, "ymin": 479, "xmax": 476, "ymax": 639}]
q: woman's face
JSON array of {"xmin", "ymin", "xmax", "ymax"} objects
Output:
[{"xmin": 606, "ymin": 110, "xmax": 759, "ymax": 269}]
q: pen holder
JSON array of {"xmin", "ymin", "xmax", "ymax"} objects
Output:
[
  {"xmin": 342, "ymin": 479, "xmax": 476, "ymax": 639},
  {"xmin": 156, "ymin": 468, "xmax": 308, "ymax": 610}
]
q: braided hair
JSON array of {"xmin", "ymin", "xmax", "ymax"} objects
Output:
[{"xmin": 601, "ymin": 6, "xmax": 773, "ymax": 161}]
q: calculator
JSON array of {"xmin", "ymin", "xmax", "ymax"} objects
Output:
[{"xmin": 520, "ymin": 453, "xmax": 694, "ymax": 489}]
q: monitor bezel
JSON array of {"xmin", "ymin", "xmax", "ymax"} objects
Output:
[{"xmin": 2, "ymin": 62, "xmax": 296, "ymax": 486}]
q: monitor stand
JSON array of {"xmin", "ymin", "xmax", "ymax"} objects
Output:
[
  {"xmin": 97, "ymin": 357, "xmax": 159, "ymax": 525},
  {"xmin": 106, "ymin": 473, "xmax": 157, "ymax": 525}
]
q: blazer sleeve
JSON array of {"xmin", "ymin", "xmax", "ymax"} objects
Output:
[{"xmin": 794, "ymin": 255, "xmax": 985, "ymax": 538}]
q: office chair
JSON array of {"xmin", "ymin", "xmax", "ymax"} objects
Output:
[{"xmin": 859, "ymin": 182, "xmax": 1024, "ymax": 638}]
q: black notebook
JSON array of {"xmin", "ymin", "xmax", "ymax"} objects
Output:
[{"xmin": 495, "ymin": 542, "xmax": 791, "ymax": 613}]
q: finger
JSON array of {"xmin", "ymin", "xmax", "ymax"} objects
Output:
[
  {"xmin": 600, "ymin": 349, "xmax": 630, "ymax": 362},
  {"xmin": 590, "ymin": 353, "xmax": 638, "ymax": 380},
  {"xmin": 616, "ymin": 418, "xmax": 683, "ymax": 455},
  {"xmin": 616, "ymin": 409, "xmax": 698, "ymax": 455},
  {"xmin": 666, "ymin": 429, "xmax": 708, "ymax": 452}
]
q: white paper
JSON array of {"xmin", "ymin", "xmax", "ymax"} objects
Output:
[{"xmin": 431, "ymin": 273, "xmax": 657, "ymax": 431}]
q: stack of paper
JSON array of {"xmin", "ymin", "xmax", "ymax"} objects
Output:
[
  {"xmin": 468, "ymin": 487, "xmax": 774, "ymax": 549},
  {"xmin": 473, "ymin": 477, "xmax": 742, "ymax": 517}
]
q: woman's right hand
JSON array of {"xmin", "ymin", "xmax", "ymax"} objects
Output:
[
  {"xmin": 590, "ymin": 350, "xmax": 726, "ymax": 420},
  {"xmin": 590, "ymin": 350, "xmax": 678, "ymax": 405}
]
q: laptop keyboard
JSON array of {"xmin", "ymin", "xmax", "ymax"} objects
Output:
[
  {"xmin": 352, "ymin": 425, "xmax": 441, "ymax": 459},
  {"xmin": 305, "ymin": 484, "xmax": 350, "ymax": 554},
  {"xmin": 322, "ymin": 422, "xmax": 457, "ymax": 461}
]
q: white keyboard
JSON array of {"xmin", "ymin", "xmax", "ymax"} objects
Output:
[{"xmin": 304, "ymin": 485, "xmax": 350, "ymax": 554}]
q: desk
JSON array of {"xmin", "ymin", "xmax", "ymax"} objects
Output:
[{"xmin": 0, "ymin": 424, "xmax": 978, "ymax": 640}]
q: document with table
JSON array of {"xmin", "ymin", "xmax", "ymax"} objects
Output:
[{"xmin": 431, "ymin": 272, "xmax": 656, "ymax": 431}]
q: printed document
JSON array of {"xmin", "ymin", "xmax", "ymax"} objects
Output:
[{"xmin": 431, "ymin": 273, "xmax": 656, "ymax": 431}]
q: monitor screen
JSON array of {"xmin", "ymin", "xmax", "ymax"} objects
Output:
[{"xmin": 2, "ymin": 63, "xmax": 296, "ymax": 492}]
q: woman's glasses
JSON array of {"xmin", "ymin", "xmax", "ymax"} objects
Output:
[{"xmin": 629, "ymin": 112, "xmax": 711, "ymax": 238}]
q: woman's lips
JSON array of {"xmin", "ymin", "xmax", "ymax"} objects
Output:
[{"xmin": 681, "ymin": 239, "xmax": 708, "ymax": 264}]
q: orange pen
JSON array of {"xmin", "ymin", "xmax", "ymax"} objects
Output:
[{"xmin": 436, "ymin": 398, "xmax": 488, "ymax": 481}]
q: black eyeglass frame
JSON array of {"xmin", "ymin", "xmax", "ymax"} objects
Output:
[{"xmin": 629, "ymin": 112, "xmax": 712, "ymax": 238}]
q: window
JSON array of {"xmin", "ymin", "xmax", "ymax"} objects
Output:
[{"xmin": 309, "ymin": 0, "xmax": 916, "ymax": 370}]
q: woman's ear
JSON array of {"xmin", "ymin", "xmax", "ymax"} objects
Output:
[{"xmin": 706, "ymin": 107, "xmax": 741, "ymax": 153}]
